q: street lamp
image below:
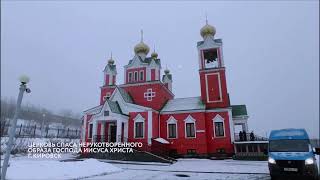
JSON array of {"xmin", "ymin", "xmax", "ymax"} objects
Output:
[
  {"xmin": 1, "ymin": 75, "xmax": 31, "ymax": 180},
  {"xmin": 41, "ymin": 113, "xmax": 46, "ymax": 136}
]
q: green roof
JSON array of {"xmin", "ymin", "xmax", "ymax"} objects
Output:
[
  {"xmin": 106, "ymin": 100, "xmax": 123, "ymax": 114},
  {"xmin": 128, "ymin": 56, "xmax": 161, "ymax": 66},
  {"xmin": 117, "ymin": 87, "xmax": 133, "ymax": 103},
  {"xmin": 162, "ymin": 74, "xmax": 172, "ymax": 81},
  {"xmin": 231, "ymin": 105, "xmax": 248, "ymax": 117}
]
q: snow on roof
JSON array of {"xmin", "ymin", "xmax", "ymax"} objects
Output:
[
  {"xmin": 161, "ymin": 97, "xmax": 205, "ymax": 112},
  {"xmin": 154, "ymin": 138, "xmax": 170, "ymax": 144}
]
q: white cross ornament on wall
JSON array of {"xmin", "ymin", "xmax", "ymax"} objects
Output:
[{"xmin": 144, "ymin": 88, "xmax": 156, "ymax": 101}]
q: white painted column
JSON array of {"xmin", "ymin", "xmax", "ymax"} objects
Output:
[
  {"xmin": 228, "ymin": 109, "xmax": 235, "ymax": 143},
  {"xmin": 124, "ymin": 122, "xmax": 128, "ymax": 142},
  {"xmin": 101, "ymin": 122, "xmax": 105, "ymax": 137},
  {"xmin": 147, "ymin": 111, "xmax": 153, "ymax": 145},
  {"xmin": 82, "ymin": 115, "xmax": 87, "ymax": 142},
  {"xmin": 116, "ymin": 120, "xmax": 122, "ymax": 142},
  {"xmin": 92, "ymin": 120, "xmax": 98, "ymax": 142}
]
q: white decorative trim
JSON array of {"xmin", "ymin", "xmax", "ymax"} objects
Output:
[
  {"xmin": 119, "ymin": 81, "xmax": 174, "ymax": 97},
  {"xmin": 167, "ymin": 116, "xmax": 178, "ymax": 139},
  {"xmin": 184, "ymin": 115, "xmax": 196, "ymax": 138},
  {"xmin": 128, "ymin": 72, "xmax": 133, "ymax": 83},
  {"xmin": 147, "ymin": 111, "xmax": 152, "ymax": 144},
  {"xmin": 213, "ymin": 114, "xmax": 226, "ymax": 138},
  {"xmin": 144, "ymin": 88, "xmax": 156, "ymax": 101},
  {"xmin": 133, "ymin": 114, "xmax": 145, "ymax": 139},
  {"xmin": 134, "ymin": 71, "xmax": 138, "ymax": 82},
  {"xmin": 205, "ymin": 72, "xmax": 223, "ymax": 103},
  {"xmin": 228, "ymin": 109, "xmax": 235, "ymax": 143},
  {"xmin": 139, "ymin": 70, "xmax": 144, "ymax": 81}
]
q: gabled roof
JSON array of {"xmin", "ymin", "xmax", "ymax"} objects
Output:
[
  {"xmin": 106, "ymin": 100, "xmax": 123, "ymax": 114},
  {"xmin": 116, "ymin": 86, "xmax": 133, "ymax": 103},
  {"xmin": 197, "ymin": 38, "xmax": 222, "ymax": 47},
  {"xmin": 128, "ymin": 56, "xmax": 161, "ymax": 66},
  {"xmin": 161, "ymin": 97, "xmax": 205, "ymax": 112},
  {"xmin": 103, "ymin": 64, "xmax": 116, "ymax": 72},
  {"xmin": 162, "ymin": 74, "xmax": 172, "ymax": 81},
  {"xmin": 231, "ymin": 105, "xmax": 247, "ymax": 117}
]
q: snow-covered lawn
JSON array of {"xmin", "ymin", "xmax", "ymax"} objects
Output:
[
  {"xmin": 90, "ymin": 159, "xmax": 270, "ymax": 180},
  {"xmin": 1, "ymin": 154, "xmax": 122, "ymax": 180},
  {"xmin": 1, "ymin": 154, "xmax": 270, "ymax": 180}
]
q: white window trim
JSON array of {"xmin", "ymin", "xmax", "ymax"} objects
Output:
[
  {"xmin": 133, "ymin": 114, "xmax": 145, "ymax": 139},
  {"xmin": 213, "ymin": 114, "xmax": 226, "ymax": 138},
  {"xmin": 184, "ymin": 115, "xmax": 196, "ymax": 138},
  {"xmin": 167, "ymin": 116, "xmax": 178, "ymax": 139},
  {"xmin": 139, "ymin": 70, "xmax": 144, "ymax": 81},
  {"xmin": 128, "ymin": 72, "xmax": 133, "ymax": 83},
  {"xmin": 134, "ymin": 71, "xmax": 138, "ymax": 82}
]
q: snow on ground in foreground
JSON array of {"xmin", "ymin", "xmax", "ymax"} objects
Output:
[
  {"xmin": 2, "ymin": 155, "xmax": 121, "ymax": 180},
  {"xmin": 100, "ymin": 158, "xmax": 269, "ymax": 174},
  {"xmin": 90, "ymin": 159, "xmax": 270, "ymax": 180}
]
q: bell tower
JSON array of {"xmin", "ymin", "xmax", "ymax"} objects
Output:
[{"xmin": 197, "ymin": 20, "xmax": 229, "ymax": 108}]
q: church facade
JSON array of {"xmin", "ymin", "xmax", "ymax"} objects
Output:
[{"xmin": 82, "ymin": 21, "xmax": 249, "ymax": 157}]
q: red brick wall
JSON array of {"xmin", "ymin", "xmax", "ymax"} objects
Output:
[
  {"xmin": 122, "ymin": 83, "xmax": 173, "ymax": 111},
  {"xmin": 204, "ymin": 111, "xmax": 233, "ymax": 154},
  {"xmin": 100, "ymin": 87, "xmax": 116, "ymax": 105},
  {"xmin": 159, "ymin": 113, "xmax": 208, "ymax": 155},
  {"xmin": 199, "ymin": 69, "xmax": 230, "ymax": 108}
]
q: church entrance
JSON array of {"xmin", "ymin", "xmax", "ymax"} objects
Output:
[{"xmin": 109, "ymin": 125, "xmax": 117, "ymax": 142}]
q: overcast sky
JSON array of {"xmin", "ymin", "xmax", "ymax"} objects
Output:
[{"xmin": 1, "ymin": 1, "xmax": 319, "ymax": 138}]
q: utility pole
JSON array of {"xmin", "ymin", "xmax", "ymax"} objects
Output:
[{"xmin": 1, "ymin": 75, "xmax": 31, "ymax": 180}]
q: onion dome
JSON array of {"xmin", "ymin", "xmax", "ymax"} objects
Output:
[
  {"xmin": 134, "ymin": 30, "xmax": 150, "ymax": 55},
  {"xmin": 200, "ymin": 19, "xmax": 216, "ymax": 38},
  {"xmin": 134, "ymin": 42, "xmax": 150, "ymax": 55},
  {"xmin": 151, "ymin": 46, "xmax": 158, "ymax": 59},
  {"xmin": 164, "ymin": 68, "xmax": 170, "ymax": 74},
  {"xmin": 108, "ymin": 52, "xmax": 115, "ymax": 65}
]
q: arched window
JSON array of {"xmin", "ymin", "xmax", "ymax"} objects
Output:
[
  {"xmin": 213, "ymin": 114, "xmax": 225, "ymax": 137},
  {"xmin": 184, "ymin": 115, "xmax": 196, "ymax": 138},
  {"xmin": 133, "ymin": 114, "xmax": 145, "ymax": 138},
  {"xmin": 167, "ymin": 116, "xmax": 177, "ymax": 139}
]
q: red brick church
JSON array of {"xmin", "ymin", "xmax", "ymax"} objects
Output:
[{"xmin": 82, "ymin": 20, "xmax": 249, "ymax": 157}]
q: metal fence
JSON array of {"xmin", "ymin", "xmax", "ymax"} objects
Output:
[
  {"xmin": 234, "ymin": 133, "xmax": 268, "ymax": 142},
  {"xmin": 0, "ymin": 123, "xmax": 81, "ymax": 139}
]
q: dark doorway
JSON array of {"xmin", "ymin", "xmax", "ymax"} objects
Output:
[{"xmin": 110, "ymin": 125, "xmax": 117, "ymax": 142}]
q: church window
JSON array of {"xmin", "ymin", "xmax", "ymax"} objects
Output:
[
  {"xmin": 128, "ymin": 72, "xmax": 133, "ymax": 82},
  {"xmin": 104, "ymin": 111, "xmax": 109, "ymax": 116},
  {"xmin": 186, "ymin": 123, "xmax": 195, "ymax": 138},
  {"xmin": 168, "ymin": 124, "xmax": 177, "ymax": 138},
  {"xmin": 134, "ymin": 114, "xmax": 145, "ymax": 138},
  {"xmin": 139, "ymin": 70, "xmax": 144, "ymax": 81},
  {"xmin": 103, "ymin": 92, "xmax": 111, "ymax": 101},
  {"xmin": 134, "ymin": 71, "xmax": 138, "ymax": 81},
  {"xmin": 213, "ymin": 114, "xmax": 225, "ymax": 137},
  {"xmin": 88, "ymin": 124, "xmax": 93, "ymax": 139},
  {"xmin": 135, "ymin": 122, "xmax": 144, "ymax": 138},
  {"xmin": 203, "ymin": 49, "xmax": 219, "ymax": 68},
  {"xmin": 215, "ymin": 122, "xmax": 224, "ymax": 137}
]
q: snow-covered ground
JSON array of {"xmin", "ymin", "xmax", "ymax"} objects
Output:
[
  {"xmin": 1, "ymin": 154, "xmax": 271, "ymax": 180},
  {"xmin": 1, "ymin": 154, "xmax": 122, "ymax": 180}
]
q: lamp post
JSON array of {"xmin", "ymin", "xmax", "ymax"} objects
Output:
[
  {"xmin": 41, "ymin": 113, "xmax": 46, "ymax": 137},
  {"xmin": 1, "ymin": 75, "xmax": 31, "ymax": 180}
]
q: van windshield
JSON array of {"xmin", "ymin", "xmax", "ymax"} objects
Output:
[{"xmin": 269, "ymin": 139, "xmax": 309, "ymax": 152}]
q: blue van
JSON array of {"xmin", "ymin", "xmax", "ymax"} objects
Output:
[{"xmin": 268, "ymin": 128, "xmax": 319, "ymax": 180}]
